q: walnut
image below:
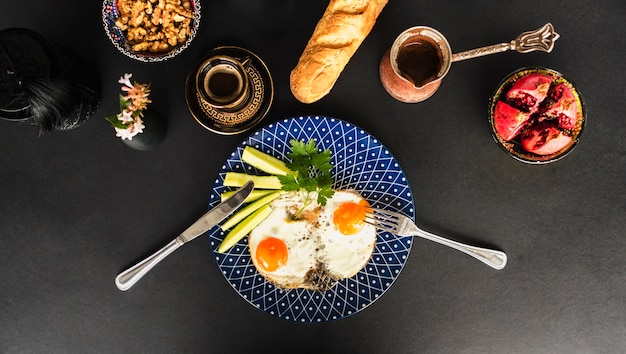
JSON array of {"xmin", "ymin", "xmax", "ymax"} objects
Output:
[{"xmin": 115, "ymin": 0, "xmax": 195, "ymax": 54}]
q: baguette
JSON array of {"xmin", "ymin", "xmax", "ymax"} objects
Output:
[{"xmin": 290, "ymin": 0, "xmax": 389, "ymax": 103}]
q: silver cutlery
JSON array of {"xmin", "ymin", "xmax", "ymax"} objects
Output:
[
  {"xmin": 365, "ymin": 208, "xmax": 507, "ymax": 270},
  {"xmin": 115, "ymin": 181, "xmax": 254, "ymax": 291}
]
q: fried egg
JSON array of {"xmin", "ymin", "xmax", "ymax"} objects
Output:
[
  {"xmin": 317, "ymin": 191, "xmax": 376, "ymax": 279},
  {"xmin": 248, "ymin": 190, "xmax": 376, "ymax": 291}
]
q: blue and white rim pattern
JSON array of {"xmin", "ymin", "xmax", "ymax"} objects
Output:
[{"xmin": 208, "ymin": 116, "xmax": 415, "ymax": 323}]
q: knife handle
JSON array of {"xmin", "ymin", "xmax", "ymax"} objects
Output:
[{"xmin": 115, "ymin": 238, "xmax": 183, "ymax": 291}]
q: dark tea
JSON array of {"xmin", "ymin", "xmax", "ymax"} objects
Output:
[
  {"xmin": 197, "ymin": 55, "xmax": 250, "ymax": 109},
  {"xmin": 208, "ymin": 71, "xmax": 240, "ymax": 98},
  {"xmin": 396, "ymin": 39, "xmax": 442, "ymax": 87}
]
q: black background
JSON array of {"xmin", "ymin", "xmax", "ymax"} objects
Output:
[{"xmin": 1, "ymin": 0, "xmax": 624, "ymax": 353}]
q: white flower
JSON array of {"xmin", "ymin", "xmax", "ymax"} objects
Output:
[
  {"xmin": 118, "ymin": 73, "xmax": 133, "ymax": 89},
  {"xmin": 114, "ymin": 126, "xmax": 135, "ymax": 140},
  {"xmin": 131, "ymin": 117, "xmax": 145, "ymax": 135},
  {"xmin": 108, "ymin": 73, "xmax": 152, "ymax": 142},
  {"xmin": 118, "ymin": 109, "xmax": 134, "ymax": 124},
  {"xmin": 114, "ymin": 116, "xmax": 145, "ymax": 141}
]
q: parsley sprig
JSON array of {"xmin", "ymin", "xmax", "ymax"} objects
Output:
[{"xmin": 278, "ymin": 139, "xmax": 334, "ymax": 218}]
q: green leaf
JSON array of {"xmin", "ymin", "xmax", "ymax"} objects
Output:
[
  {"xmin": 288, "ymin": 139, "xmax": 307, "ymax": 157},
  {"xmin": 317, "ymin": 173, "xmax": 333, "ymax": 188},
  {"xmin": 317, "ymin": 186, "xmax": 335, "ymax": 206},
  {"xmin": 105, "ymin": 115, "xmax": 130, "ymax": 129},
  {"xmin": 118, "ymin": 94, "xmax": 130, "ymax": 111},
  {"xmin": 286, "ymin": 160, "xmax": 306, "ymax": 174},
  {"xmin": 304, "ymin": 139, "xmax": 318, "ymax": 154},
  {"xmin": 300, "ymin": 178, "xmax": 317, "ymax": 192},
  {"xmin": 278, "ymin": 138, "xmax": 334, "ymax": 217},
  {"xmin": 277, "ymin": 174, "xmax": 300, "ymax": 191}
]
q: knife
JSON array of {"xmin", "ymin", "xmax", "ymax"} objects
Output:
[{"xmin": 115, "ymin": 181, "xmax": 254, "ymax": 291}]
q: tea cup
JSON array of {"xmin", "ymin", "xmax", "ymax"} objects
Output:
[{"xmin": 196, "ymin": 55, "xmax": 252, "ymax": 110}]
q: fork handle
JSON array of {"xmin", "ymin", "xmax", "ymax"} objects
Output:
[{"xmin": 413, "ymin": 228, "xmax": 507, "ymax": 269}]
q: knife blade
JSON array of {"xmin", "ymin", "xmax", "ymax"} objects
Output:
[{"xmin": 115, "ymin": 181, "xmax": 254, "ymax": 291}]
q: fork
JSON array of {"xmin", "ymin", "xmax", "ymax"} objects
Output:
[{"xmin": 365, "ymin": 208, "xmax": 507, "ymax": 270}]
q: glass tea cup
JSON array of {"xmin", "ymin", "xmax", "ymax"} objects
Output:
[{"xmin": 195, "ymin": 55, "xmax": 252, "ymax": 110}]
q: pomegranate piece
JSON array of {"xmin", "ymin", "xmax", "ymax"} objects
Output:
[
  {"xmin": 520, "ymin": 121, "xmax": 573, "ymax": 155},
  {"xmin": 543, "ymin": 83, "xmax": 578, "ymax": 129},
  {"xmin": 505, "ymin": 73, "xmax": 553, "ymax": 112},
  {"xmin": 493, "ymin": 100, "xmax": 531, "ymax": 141}
]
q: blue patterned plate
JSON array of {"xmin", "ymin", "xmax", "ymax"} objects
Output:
[
  {"xmin": 102, "ymin": 0, "xmax": 200, "ymax": 62},
  {"xmin": 208, "ymin": 116, "xmax": 415, "ymax": 323}
]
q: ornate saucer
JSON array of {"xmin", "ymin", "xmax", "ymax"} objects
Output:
[{"xmin": 185, "ymin": 46, "xmax": 274, "ymax": 135}]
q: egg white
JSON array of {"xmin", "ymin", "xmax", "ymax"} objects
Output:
[
  {"xmin": 247, "ymin": 190, "xmax": 377, "ymax": 291},
  {"xmin": 317, "ymin": 190, "xmax": 377, "ymax": 279},
  {"xmin": 248, "ymin": 194, "xmax": 318, "ymax": 289}
]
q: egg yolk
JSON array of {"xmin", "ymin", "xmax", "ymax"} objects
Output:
[
  {"xmin": 256, "ymin": 237, "xmax": 288, "ymax": 272},
  {"xmin": 333, "ymin": 199, "xmax": 371, "ymax": 235}
]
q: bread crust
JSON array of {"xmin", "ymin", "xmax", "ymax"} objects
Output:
[{"xmin": 290, "ymin": 0, "xmax": 389, "ymax": 103}]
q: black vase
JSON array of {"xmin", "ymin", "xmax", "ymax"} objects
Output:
[{"xmin": 121, "ymin": 111, "xmax": 167, "ymax": 151}]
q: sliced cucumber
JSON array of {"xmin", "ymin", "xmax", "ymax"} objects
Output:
[
  {"xmin": 223, "ymin": 172, "xmax": 282, "ymax": 189},
  {"xmin": 241, "ymin": 146, "xmax": 293, "ymax": 176},
  {"xmin": 220, "ymin": 191, "xmax": 283, "ymax": 231},
  {"xmin": 217, "ymin": 205, "xmax": 273, "ymax": 253},
  {"xmin": 220, "ymin": 189, "xmax": 275, "ymax": 203}
]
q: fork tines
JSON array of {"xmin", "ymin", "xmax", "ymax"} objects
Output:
[{"xmin": 364, "ymin": 207, "xmax": 401, "ymax": 234}]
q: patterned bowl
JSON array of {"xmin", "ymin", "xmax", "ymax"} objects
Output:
[{"xmin": 102, "ymin": 0, "xmax": 201, "ymax": 62}]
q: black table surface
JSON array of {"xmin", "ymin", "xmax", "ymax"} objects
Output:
[{"xmin": 1, "ymin": 1, "xmax": 624, "ymax": 353}]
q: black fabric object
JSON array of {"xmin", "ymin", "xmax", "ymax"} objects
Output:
[{"xmin": 0, "ymin": 28, "xmax": 100, "ymax": 132}]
